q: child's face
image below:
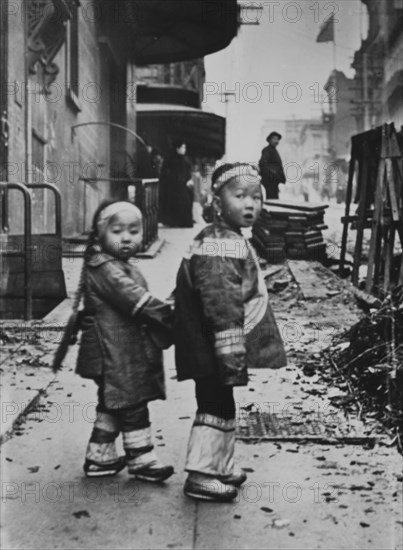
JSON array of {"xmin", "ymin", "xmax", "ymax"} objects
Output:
[
  {"xmin": 101, "ymin": 210, "xmax": 143, "ymax": 260},
  {"xmin": 216, "ymin": 176, "xmax": 262, "ymax": 229}
]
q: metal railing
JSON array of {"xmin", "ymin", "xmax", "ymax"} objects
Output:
[
  {"xmin": 135, "ymin": 178, "xmax": 159, "ymax": 251},
  {"xmin": 1, "ymin": 182, "xmax": 33, "ymax": 320}
]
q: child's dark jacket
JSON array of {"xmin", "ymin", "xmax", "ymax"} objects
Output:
[
  {"xmin": 174, "ymin": 221, "xmax": 287, "ymax": 386},
  {"xmin": 76, "ymin": 252, "xmax": 172, "ymax": 409}
]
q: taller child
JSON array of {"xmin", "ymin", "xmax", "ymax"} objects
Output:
[{"xmin": 174, "ymin": 163, "xmax": 287, "ymax": 502}]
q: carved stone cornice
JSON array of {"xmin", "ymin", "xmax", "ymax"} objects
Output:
[{"xmin": 27, "ymin": 0, "xmax": 79, "ymax": 93}]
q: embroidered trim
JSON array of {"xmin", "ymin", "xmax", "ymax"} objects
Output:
[
  {"xmin": 194, "ymin": 413, "xmax": 236, "ymax": 432},
  {"xmin": 183, "ymin": 238, "xmax": 250, "ymax": 260},
  {"xmin": 132, "ymin": 291, "xmax": 152, "ymax": 317},
  {"xmin": 214, "ymin": 328, "xmax": 245, "ymax": 356}
]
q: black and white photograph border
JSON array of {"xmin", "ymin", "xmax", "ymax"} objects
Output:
[{"xmin": 1, "ymin": 1, "xmax": 402, "ymax": 549}]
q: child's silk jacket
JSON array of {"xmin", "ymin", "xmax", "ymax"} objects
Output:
[
  {"xmin": 76, "ymin": 253, "xmax": 173, "ymax": 409},
  {"xmin": 174, "ymin": 221, "xmax": 287, "ymax": 386}
]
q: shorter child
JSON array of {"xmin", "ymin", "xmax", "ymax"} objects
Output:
[
  {"xmin": 174, "ymin": 163, "xmax": 287, "ymax": 501},
  {"xmin": 76, "ymin": 200, "xmax": 174, "ymax": 482}
]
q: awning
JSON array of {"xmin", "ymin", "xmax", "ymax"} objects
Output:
[
  {"xmin": 136, "ymin": 103, "xmax": 226, "ymax": 159},
  {"xmin": 137, "ymin": 84, "xmax": 200, "ymax": 108},
  {"xmin": 110, "ymin": 0, "xmax": 239, "ymax": 65}
]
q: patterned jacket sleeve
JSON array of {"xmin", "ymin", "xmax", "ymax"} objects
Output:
[
  {"xmin": 191, "ymin": 253, "xmax": 247, "ymax": 385},
  {"xmin": 88, "ymin": 260, "xmax": 170, "ymax": 321}
]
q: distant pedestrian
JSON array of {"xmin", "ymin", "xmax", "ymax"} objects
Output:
[
  {"xmin": 174, "ymin": 163, "xmax": 287, "ymax": 502},
  {"xmin": 136, "ymin": 142, "xmax": 155, "ymax": 179},
  {"xmin": 76, "ymin": 200, "xmax": 174, "ymax": 482},
  {"xmin": 159, "ymin": 140, "xmax": 194, "ymax": 227},
  {"xmin": 259, "ymin": 131, "xmax": 286, "ymax": 199},
  {"xmin": 151, "ymin": 148, "xmax": 164, "ymax": 177}
]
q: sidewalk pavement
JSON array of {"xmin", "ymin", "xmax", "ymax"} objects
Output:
[{"xmin": 1, "ymin": 225, "xmax": 402, "ymax": 549}]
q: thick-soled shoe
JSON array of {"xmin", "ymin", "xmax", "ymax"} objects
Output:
[
  {"xmin": 184, "ymin": 476, "xmax": 238, "ymax": 502},
  {"xmin": 134, "ymin": 465, "xmax": 174, "ymax": 483},
  {"xmin": 84, "ymin": 456, "xmax": 126, "ymax": 478},
  {"xmin": 218, "ymin": 469, "xmax": 247, "ymax": 487}
]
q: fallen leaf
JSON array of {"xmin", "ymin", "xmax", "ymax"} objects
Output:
[
  {"xmin": 73, "ymin": 510, "xmax": 90, "ymax": 519},
  {"xmin": 28, "ymin": 466, "xmax": 39, "ymax": 473},
  {"xmin": 272, "ymin": 519, "xmax": 290, "ymax": 528}
]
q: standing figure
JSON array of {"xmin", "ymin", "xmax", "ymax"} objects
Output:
[
  {"xmin": 159, "ymin": 140, "xmax": 193, "ymax": 227},
  {"xmin": 76, "ymin": 200, "xmax": 174, "ymax": 482},
  {"xmin": 174, "ymin": 163, "xmax": 287, "ymax": 502},
  {"xmin": 151, "ymin": 148, "xmax": 164, "ymax": 177},
  {"xmin": 259, "ymin": 131, "xmax": 286, "ymax": 199}
]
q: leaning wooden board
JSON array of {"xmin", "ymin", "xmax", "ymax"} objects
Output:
[{"xmin": 265, "ymin": 199, "xmax": 329, "ymax": 212}]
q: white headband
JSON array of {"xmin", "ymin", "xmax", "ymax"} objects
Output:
[
  {"xmin": 212, "ymin": 164, "xmax": 260, "ymax": 195},
  {"xmin": 97, "ymin": 202, "xmax": 142, "ymax": 235}
]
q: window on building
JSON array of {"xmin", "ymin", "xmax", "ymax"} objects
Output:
[{"xmin": 66, "ymin": 7, "xmax": 80, "ymax": 110}]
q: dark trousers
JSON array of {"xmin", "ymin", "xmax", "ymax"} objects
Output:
[
  {"xmin": 264, "ymin": 183, "xmax": 279, "ymax": 199},
  {"xmin": 90, "ymin": 378, "xmax": 150, "ymax": 443},
  {"xmin": 195, "ymin": 376, "xmax": 235, "ymax": 421}
]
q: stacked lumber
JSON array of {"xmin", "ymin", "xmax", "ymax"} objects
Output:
[
  {"xmin": 252, "ymin": 200, "xmax": 328, "ymax": 263},
  {"xmin": 339, "ymin": 123, "xmax": 403, "ymax": 296}
]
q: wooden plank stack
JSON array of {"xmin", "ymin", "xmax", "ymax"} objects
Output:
[
  {"xmin": 339, "ymin": 123, "xmax": 403, "ymax": 296},
  {"xmin": 252, "ymin": 200, "xmax": 329, "ymax": 263}
]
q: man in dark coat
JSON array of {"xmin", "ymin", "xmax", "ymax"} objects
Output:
[
  {"xmin": 259, "ymin": 131, "xmax": 286, "ymax": 199},
  {"xmin": 159, "ymin": 140, "xmax": 193, "ymax": 227}
]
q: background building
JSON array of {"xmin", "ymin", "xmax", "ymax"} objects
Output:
[
  {"xmin": 352, "ymin": 0, "xmax": 403, "ymax": 131},
  {"xmin": 324, "ymin": 70, "xmax": 359, "ymax": 162},
  {"xmin": 0, "ymin": 0, "xmax": 238, "ymax": 237}
]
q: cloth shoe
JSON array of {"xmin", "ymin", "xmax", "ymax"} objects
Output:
[
  {"xmin": 123, "ymin": 427, "xmax": 174, "ymax": 483},
  {"xmin": 218, "ymin": 469, "xmax": 247, "ymax": 487},
  {"xmin": 84, "ymin": 442, "xmax": 125, "ymax": 477},
  {"xmin": 84, "ymin": 456, "xmax": 126, "ymax": 477},
  {"xmin": 184, "ymin": 472, "xmax": 238, "ymax": 502}
]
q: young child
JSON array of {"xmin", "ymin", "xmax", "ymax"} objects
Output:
[
  {"xmin": 76, "ymin": 200, "xmax": 174, "ymax": 482},
  {"xmin": 174, "ymin": 163, "xmax": 287, "ymax": 502}
]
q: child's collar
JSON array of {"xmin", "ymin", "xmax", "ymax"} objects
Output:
[
  {"xmin": 86, "ymin": 250, "xmax": 130, "ymax": 267},
  {"xmin": 214, "ymin": 218, "xmax": 243, "ymax": 236}
]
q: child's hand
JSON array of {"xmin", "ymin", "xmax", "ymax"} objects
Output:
[{"xmin": 165, "ymin": 289, "xmax": 176, "ymax": 306}]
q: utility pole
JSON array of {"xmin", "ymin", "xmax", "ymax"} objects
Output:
[
  {"xmin": 216, "ymin": 91, "xmax": 236, "ymax": 161},
  {"xmin": 362, "ymin": 52, "xmax": 371, "ymax": 130}
]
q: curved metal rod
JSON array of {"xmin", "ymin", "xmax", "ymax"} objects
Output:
[
  {"xmin": 71, "ymin": 122, "xmax": 148, "ymax": 149},
  {"xmin": 24, "ymin": 183, "xmax": 62, "ymax": 237},
  {"xmin": 1, "ymin": 182, "xmax": 33, "ymax": 320}
]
